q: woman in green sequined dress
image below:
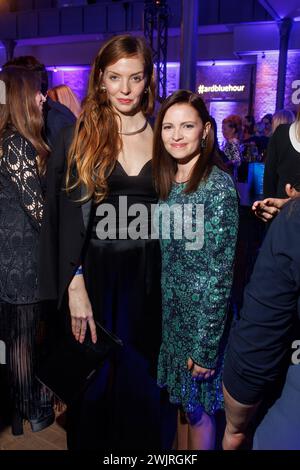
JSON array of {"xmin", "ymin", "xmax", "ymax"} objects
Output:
[{"xmin": 153, "ymin": 90, "xmax": 239, "ymax": 450}]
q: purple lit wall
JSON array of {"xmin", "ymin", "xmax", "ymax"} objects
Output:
[
  {"xmin": 284, "ymin": 50, "xmax": 300, "ymax": 112},
  {"xmin": 209, "ymin": 101, "xmax": 249, "ymax": 145},
  {"xmin": 254, "ymin": 52, "xmax": 279, "ymax": 120},
  {"xmin": 158, "ymin": 63, "xmax": 253, "ymax": 143},
  {"xmin": 46, "ymin": 62, "xmax": 253, "ymax": 144},
  {"xmin": 48, "ymin": 67, "xmax": 90, "ymax": 102},
  {"xmin": 158, "ymin": 63, "xmax": 180, "ymax": 97},
  {"xmin": 254, "ymin": 50, "xmax": 300, "ymax": 120},
  {"xmin": 196, "ymin": 64, "xmax": 253, "ymax": 144},
  {"xmin": 47, "ymin": 63, "xmax": 181, "ymax": 105}
]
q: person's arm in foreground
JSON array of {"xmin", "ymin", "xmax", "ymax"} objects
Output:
[
  {"xmin": 223, "ymin": 199, "xmax": 300, "ymax": 449},
  {"xmin": 252, "ymin": 184, "xmax": 300, "ymax": 222}
]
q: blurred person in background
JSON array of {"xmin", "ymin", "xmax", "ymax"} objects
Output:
[
  {"xmin": 48, "ymin": 84, "xmax": 81, "ymax": 119},
  {"xmin": 242, "ymin": 115, "xmax": 255, "ymax": 141},
  {"xmin": 263, "ymin": 108, "xmax": 300, "ymax": 199},
  {"xmin": 3, "ymin": 56, "xmax": 76, "ymax": 148},
  {"xmin": 222, "ymin": 114, "xmax": 242, "ymax": 178},
  {"xmin": 271, "ymin": 109, "xmax": 295, "ymax": 134},
  {"xmin": 261, "ymin": 113, "xmax": 273, "ymax": 138}
]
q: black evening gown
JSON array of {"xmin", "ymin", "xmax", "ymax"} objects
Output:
[{"xmin": 67, "ymin": 160, "xmax": 166, "ymax": 450}]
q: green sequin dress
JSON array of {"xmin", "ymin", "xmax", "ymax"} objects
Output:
[{"xmin": 156, "ymin": 166, "xmax": 239, "ymax": 414}]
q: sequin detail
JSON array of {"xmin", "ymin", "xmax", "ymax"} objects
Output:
[{"xmin": 157, "ymin": 166, "xmax": 239, "ymax": 414}]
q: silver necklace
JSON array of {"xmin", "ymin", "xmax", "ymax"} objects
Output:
[{"xmin": 119, "ymin": 120, "xmax": 148, "ymax": 136}]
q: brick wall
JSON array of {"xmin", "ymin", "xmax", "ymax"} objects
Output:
[
  {"xmin": 284, "ymin": 50, "xmax": 300, "ymax": 112},
  {"xmin": 196, "ymin": 64, "xmax": 252, "ymax": 143},
  {"xmin": 47, "ymin": 52, "xmax": 300, "ymax": 124},
  {"xmin": 254, "ymin": 50, "xmax": 300, "ymax": 120},
  {"xmin": 254, "ymin": 52, "xmax": 279, "ymax": 121},
  {"xmin": 49, "ymin": 67, "xmax": 90, "ymax": 102},
  {"xmin": 49, "ymin": 63, "xmax": 180, "ymax": 103},
  {"xmin": 209, "ymin": 101, "xmax": 249, "ymax": 145}
]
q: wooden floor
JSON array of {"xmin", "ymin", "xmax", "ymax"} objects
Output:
[{"xmin": 0, "ymin": 416, "xmax": 67, "ymax": 451}]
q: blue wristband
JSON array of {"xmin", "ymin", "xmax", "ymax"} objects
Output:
[{"xmin": 75, "ymin": 266, "xmax": 83, "ymax": 275}]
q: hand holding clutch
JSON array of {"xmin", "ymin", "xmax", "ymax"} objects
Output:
[{"xmin": 36, "ymin": 321, "xmax": 123, "ymax": 405}]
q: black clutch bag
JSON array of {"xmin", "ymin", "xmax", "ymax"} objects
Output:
[{"xmin": 36, "ymin": 321, "xmax": 123, "ymax": 405}]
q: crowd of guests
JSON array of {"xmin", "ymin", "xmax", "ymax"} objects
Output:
[
  {"xmin": 0, "ymin": 33, "xmax": 299, "ymax": 451},
  {"xmin": 220, "ymin": 110, "xmax": 295, "ymax": 176}
]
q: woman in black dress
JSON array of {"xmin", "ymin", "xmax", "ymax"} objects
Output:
[
  {"xmin": 0, "ymin": 67, "xmax": 54, "ymax": 434},
  {"xmin": 39, "ymin": 35, "xmax": 165, "ymax": 450},
  {"xmin": 252, "ymin": 110, "xmax": 300, "ymax": 221},
  {"xmin": 263, "ymin": 111, "xmax": 300, "ymax": 199}
]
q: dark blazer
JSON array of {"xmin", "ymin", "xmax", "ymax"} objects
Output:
[
  {"xmin": 223, "ymin": 197, "xmax": 300, "ymax": 449},
  {"xmin": 223, "ymin": 197, "xmax": 300, "ymax": 404},
  {"xmin": 38, "ymin": 125, "xmax": 92, "ymax": 308},
  {"xmin": 45, "ymin": 98, "xmax": 76, "ymax": 149}
]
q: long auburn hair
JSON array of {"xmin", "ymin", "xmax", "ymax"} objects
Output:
[
  {"xmin": 0, "ymin": 66, "xmax": 49, "ymax": 174},
  {"xmin": 66, "ymin": 34, "xmax": 155, "ymax": 203},
  {"xmin": 48, "ymin": 84, "xmax": 81, "ymax": 118},
  {"xmin": 153, "ymin": 90, "xmax": 225, "ymax": 200},
  {"xmin": 222, "ymin": 114, "xmax": 243, "ymax": 140}
]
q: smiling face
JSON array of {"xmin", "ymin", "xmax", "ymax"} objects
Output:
[
  {"xmin": 161, "ymin": 103, "xmax": 210, "ymax": 162},
  {"xmin": 101, "ymin": 55, "xmax": 147, "ymax": 115}
]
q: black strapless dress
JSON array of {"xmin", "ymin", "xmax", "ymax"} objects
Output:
[{"xmin": 68, "ymin": 160, "xmax": 166, "ymax": 450}]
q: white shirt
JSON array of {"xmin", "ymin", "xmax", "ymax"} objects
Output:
[{"xmin": 289, "ymin": 122, "xmax": 300, "ymax": 153}]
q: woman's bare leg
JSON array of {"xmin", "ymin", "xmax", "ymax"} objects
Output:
[
  {"xmin": 187, "ymin": 408, "xmax": 216, "ymax": 450},
  {"xmin": 176, "ymin": 408, "xmax": 189, "ymax": 450}
]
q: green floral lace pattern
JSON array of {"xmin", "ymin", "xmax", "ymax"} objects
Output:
[{"xmin": 157, "ymin": 166, "xmax": 239, "ymax": 414}]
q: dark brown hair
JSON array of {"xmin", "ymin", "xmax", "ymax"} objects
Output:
[
  {"xmin": 0, "ymin": 66, "xmax": 49, "ymax": 173},
  {"xmin": 3, "ymin": 55, "xmax": 49, "ymax": 95},
  {"xmin": 66, "ymin": 34, "xmax": 155, "ymax": 203},
  {"xmin": 153, "ymin": 89, "xmax": 224, "ymax": 200}
]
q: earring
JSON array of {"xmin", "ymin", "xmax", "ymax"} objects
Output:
[
  {"xmin": 200, "ymin": 137, "xmax": 207, "ymax": 150},
  {"xmin": 144, "ymin": 87, "xmax": 150, "ymax": 94},
  {"xmin": 100, "ymin": 86, "xmax": 106, "ymax": 92}
]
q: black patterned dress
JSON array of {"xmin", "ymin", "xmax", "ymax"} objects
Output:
[{"xmin": 0, "ymin": 130, "xmax": 50, "ymax": 419}]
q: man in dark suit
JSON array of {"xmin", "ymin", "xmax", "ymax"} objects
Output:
[
  {"xmin": 3, "ymin": 55, "xmax": 76, "ymax": 148},
  {"xmin": 43, "ymin": 95, "xmax": 76, "ymax": 148},
  {"xmin": 222, "ymin": 196, "xmax": 300, "ymax": 450}
]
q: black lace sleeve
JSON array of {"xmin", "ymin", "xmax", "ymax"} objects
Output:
[{"xmin": 1, "ymin": 132, "xmax": 43, "ymax": 227}]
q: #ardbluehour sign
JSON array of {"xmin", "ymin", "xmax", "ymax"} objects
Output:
[
  {"xmin": 0, "ymin": 340, "xmax": 6, "ymax": 365},
  {"xmin": 198, "ymin": 84, "xmax": 246, "ymax": 94},
  {"xmin": 196, "ymin": 64, "xmax": 252, "ymax": 102}
]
